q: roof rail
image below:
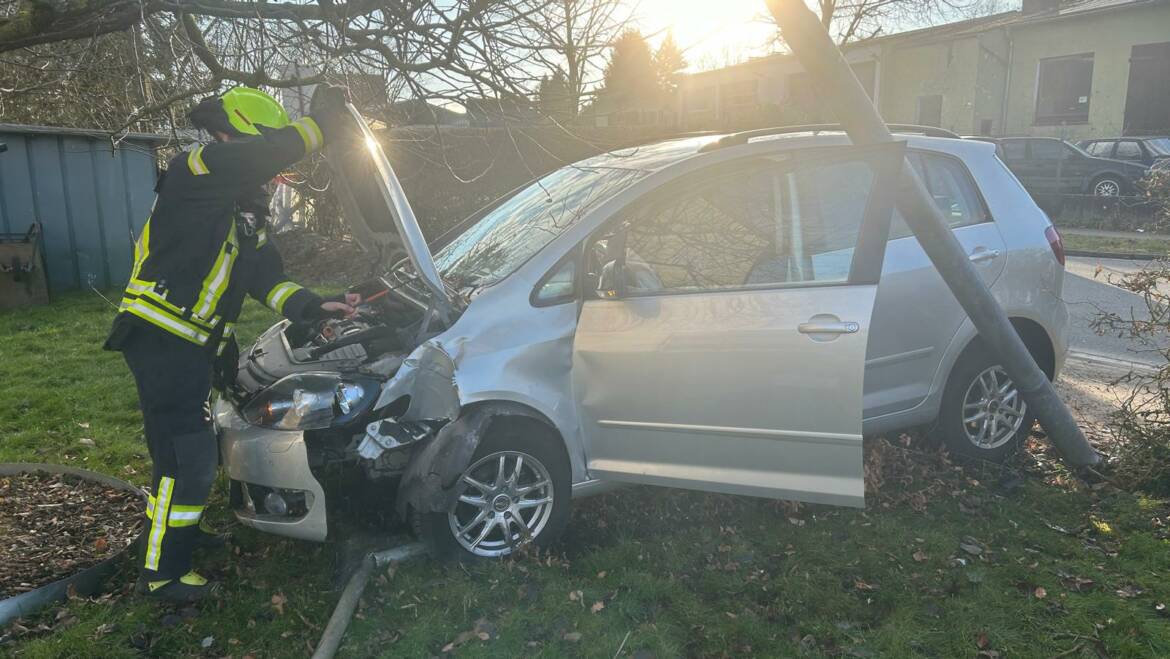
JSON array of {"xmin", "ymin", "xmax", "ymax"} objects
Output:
[{"xmin": 698, "ymin": 123, "xmax": 961, "ymax": 152}]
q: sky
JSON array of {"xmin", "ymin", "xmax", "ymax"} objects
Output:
[{"xmin": 632, "ymin": 0, "xmax": 783, "ymax": 71}]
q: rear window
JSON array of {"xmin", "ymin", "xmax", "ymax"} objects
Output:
[
  {"xmin": 889, "ymin": 152, "xmax": 989, "ymax": 240},
  {"xmin": 1147, "ymin": 138, "xmax": 1170, "ymax": 156}
]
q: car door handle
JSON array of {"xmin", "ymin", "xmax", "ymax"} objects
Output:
[
  {"xmin": 968, "ymin": 248, "xmax": 1001, "ymax": 263},
  {"xmin": 798, "ymin": 321, "xmax": 860, "ymax": 335}
]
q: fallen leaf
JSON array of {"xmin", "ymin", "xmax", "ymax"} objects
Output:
[
  {"xmin": 569, "ymin": 589, "xmax": 582, "ymax": 602},
  {"xmin": 1116, "ymin": 585, "xmax": 1144, "ymax": 599},
  {"xmin": 1034, "ymin": 587, "xmax": 1047, "ymax": 599},
  {"xmin": 975, "ymin": 632, "xmax": 990, "ymax": 649},
  {"xmin": 854, "ymin": 579, "xmax": 878, "ymax": 592},
  {"xmin": 442, "ymin": 629, "xmax": 485, "ymax": 652},
  {"xmin": 1060, "ymin": 574, "xmax": 1095, "ymax": 592},
  {"xmin": 562, "ymin": 632, "xmax": 582, "ymax": 642},
  {"xmin": 91, "ymin": 623, "xmax": 115, "ymax": 639},
  {"xmin": 597, "ymin": 571, "xmax": 607, "ymax": 578},
  {"xmin": 78, "ymin": 438, "xmax": 95, "ymax": 447},
  {"xmin": 200, "ymin": 636, "xmax": 214, "ymax": 649},
  {"xmin": 959, "ymin": 542, "xmax": 983, "ymax": 556},
  {"xmin": 912, "ymin": 550, "xmax": 928, "ymax": 563},
  {"xmin": 94, "ymin": 537, "xmax": 108, "ymax": 552},
  {"xmin": 271, "ymin": 592, "xmax": 287, "ymax": 615},
  {"xmin": 591, "ymin": 601, "xmax": 605, "ymax": 614}
]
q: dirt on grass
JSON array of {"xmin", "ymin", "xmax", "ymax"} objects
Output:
[{"xmin": 0, "ymin": 472, "xmax": 142, "ymax": 599}]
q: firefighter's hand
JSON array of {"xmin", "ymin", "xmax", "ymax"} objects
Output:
[
  {"xmin": 310, "ymin": 84, "xmax": 349, "ymax": 139},
  {"xmin": 319, "ymin": 299, "xmax": 358, "ymax": 319}
]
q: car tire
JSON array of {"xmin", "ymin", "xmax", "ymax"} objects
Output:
[
  {"xmin": 418, "ymin": 426, "xmax": 571, "ymax": 562},
  {"xmin": 936, "ymin": 343, "xmax": 1036, "ymax": 463},
  {"xmin": 1090, "ymin": 176, "xmax": 1123, "ymax": 197}
]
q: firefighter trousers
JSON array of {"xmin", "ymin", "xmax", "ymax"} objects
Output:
[{"xmin": 121, "ymin": 326, "xmax": 217, "ymax": 581}]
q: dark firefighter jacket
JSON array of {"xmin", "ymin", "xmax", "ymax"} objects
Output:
[{"xmin": 105, "ymin": 115, "xmax": 329, "ymax": 357}]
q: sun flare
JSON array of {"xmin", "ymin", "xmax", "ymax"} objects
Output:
[{"xmin": 635, "ymin": 0, "xmax": 778, "ymax": 69}]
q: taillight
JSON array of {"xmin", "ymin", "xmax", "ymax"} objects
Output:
[{"xmin": 1045, "ymin": 225, "xmax": 1065, "ymax": 266}]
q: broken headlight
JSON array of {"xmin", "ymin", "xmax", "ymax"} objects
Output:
[{"xmin": 242, "ymin": 372, "xmax": 379, "ymax": 430}]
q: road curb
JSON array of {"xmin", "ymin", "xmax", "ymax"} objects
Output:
[
  {"xmin": 1067, "ymin": 350, "xmax": 1160, "ymax": 373},
  {"xmin": 1065, "ymin": 249, "xmax": 1165, "ymax": 261}
]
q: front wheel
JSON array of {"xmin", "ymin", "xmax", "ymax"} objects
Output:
[
  {"xmin": 419, "ymin": 428, "xmax": 571, "ymax": 561},
  {"xmin": 936, "ymin": 345, "xmax": 1035, "ymax": 462}
]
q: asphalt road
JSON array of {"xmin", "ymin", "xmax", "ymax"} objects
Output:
[{"xmin": 1063, "ymin": 256, "xmax": 1168, "ymax": 365}]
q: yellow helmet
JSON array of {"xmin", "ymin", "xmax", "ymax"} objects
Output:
[{"xmin": 219, "ymin": 87, "xmax": 290, "ymax": 136}]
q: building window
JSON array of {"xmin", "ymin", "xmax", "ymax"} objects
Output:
[
  {"xmin": 721, "ymin": 80, "xmax": 759, "ymax": 108},
  {"xmin": 1035, "ymin": 53, "xmax": 1094, "ymax": 125},
  {"xmin": 917, "ymin": 95, "xmax": 943, "ymax": 127},
  {"xmin": 1124, "ymin": 42, "xmax": 1170, "ymax": 134},
  {"xmin": 685, "ymin": 86, "xmax": 715, "ymax": 113}
]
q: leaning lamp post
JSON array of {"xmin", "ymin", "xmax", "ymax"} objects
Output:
[{"xmin": 762, "ymin": 0, "xmax": 1100, "ymax": 469}]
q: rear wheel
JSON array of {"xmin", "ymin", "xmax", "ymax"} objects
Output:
[
  {"xmin": 937, "ymin": 345, "xmax": 1035, "ymax": 462},
  {"xmin": 419, "ymin": 426, "xmax": 571, "ymax": 561},
  {"xmin": 1091, "ymin": 176, "xmax": 1123, "ymax": 197}
]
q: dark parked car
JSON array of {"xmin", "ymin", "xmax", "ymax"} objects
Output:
[
  {"xmin": 1077, "ymin": 137, "xmax": 1170, "ymax": 170},
  {"xmin": 970, "ymin": 137, "xmax": 1149, "ymax": 212}
]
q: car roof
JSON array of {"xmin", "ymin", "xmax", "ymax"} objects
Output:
[
  {"xmin": 598, "ymin": 127, "xmax": 996, "ymax": 175},
  {"xmin": 726, "ymin": 130, "xmax": 998, "ymax": 158},
  {"xmin": 568, "ymin": 135, "xmax": 724, "ymax": 174}
]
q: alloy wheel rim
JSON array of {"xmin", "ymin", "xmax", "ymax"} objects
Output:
[
  {"xmin": 448, "ymin": 450, "xmax": 554, "ymax": 557},
  {"xmin": 1094, "ymin": 180, "xmax": 1120, "ymax": 196},
  {"xmin": 961, "ymin": 365, "xmax": 1027, "ymax": 449}
]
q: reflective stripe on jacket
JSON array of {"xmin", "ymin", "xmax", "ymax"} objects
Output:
[{"xmin": 109, "ymin": 116, "xmax": 328, "ymax": 351}]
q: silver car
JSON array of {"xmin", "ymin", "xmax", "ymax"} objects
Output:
[{"xmin": 216, "ymin": 116, "xmax": 1068, "ymax": 559}]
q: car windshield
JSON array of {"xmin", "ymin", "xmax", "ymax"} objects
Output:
[
  {"xmin": 1147, "ymin": 138, "xmax": 1170, "ymax": 156},
  {"xmin": 432, "ymin": 139, "xmax": 712, "ymax": 290}
]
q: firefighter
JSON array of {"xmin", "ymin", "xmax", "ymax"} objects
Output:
[{"xmin": 105, "ymin": 84, "xmax": 353, "ymax": 602}]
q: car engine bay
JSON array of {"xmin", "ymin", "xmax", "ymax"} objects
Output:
[{"xmin": 225, "ymin": 271, "xmax": 456, "ymax": 502}]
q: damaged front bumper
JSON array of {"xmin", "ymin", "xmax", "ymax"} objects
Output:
[{"xmin": 214, "ymin": 398, "xmax": 330, "ymax": 542}]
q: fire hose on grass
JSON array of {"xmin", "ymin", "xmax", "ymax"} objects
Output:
[{"xmin": 311, "ymin": 542, "xmax": 427, "ymax": 659}]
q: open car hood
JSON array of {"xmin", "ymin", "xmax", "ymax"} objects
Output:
[{"xmin": 325, "ymin": 104, "xmax": 452, "ymax": 309}]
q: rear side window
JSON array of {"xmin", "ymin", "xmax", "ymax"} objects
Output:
[
  {"xmin": 1083, "ymin": 141, "xmax": 1113, "ymax": 157},
  {"xmin": 1030, "ymin": 140, "xmax": 1065, "ymax": 160},
  {"xmin": 889, "ymin": 153, "xmax": 990, "ymax": 239},
  {"xmin": 1000, "ymin": 140, "xmax": 1027, "ymax": 161},
  {"xmin": 1115, "ymin": 141, "xmax": 1143, "ymax": 160}
]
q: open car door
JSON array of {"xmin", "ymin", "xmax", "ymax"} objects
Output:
[{"xmin": 572, "ymin": 142, "xmax": 905, "ymax": 507}]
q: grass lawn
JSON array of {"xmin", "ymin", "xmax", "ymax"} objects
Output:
[
  {"xmin": 3, "ymin": 293, "xmax": 1170, "ymax": 657},
  {"xmin": 1063, "ymin": 233, "xmax": 1170, "ymax": 257}
]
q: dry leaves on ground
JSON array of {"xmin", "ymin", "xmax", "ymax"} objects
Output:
[{"xmin": 0, "ymin": 471, "xmax": 141, "ymax": 598}]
